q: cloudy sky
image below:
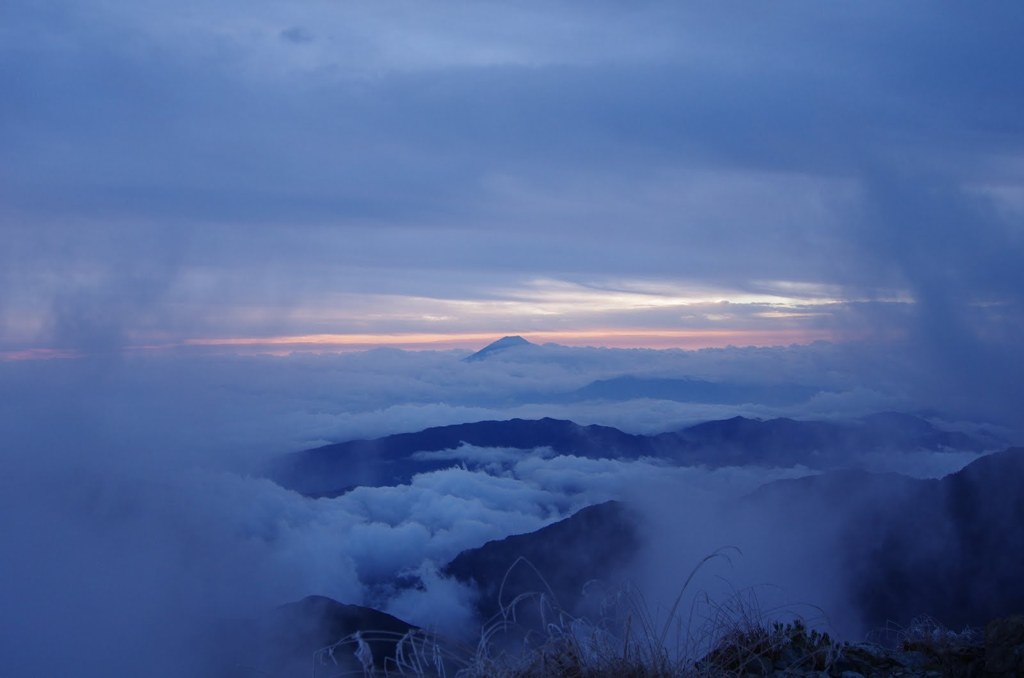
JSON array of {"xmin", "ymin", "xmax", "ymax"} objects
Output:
[{"xmin": 3, "ymin": 1, "xmax": 1022, "ymax": 357}]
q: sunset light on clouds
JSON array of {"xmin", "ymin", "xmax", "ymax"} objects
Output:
[
  {"xmin": 3, "ymin": 2, "xmax": 1020, "ymax": 361},
  {"xmin": 1, "ymin": 272, "xmax": 859, "ymax": 357},
  {"xmin": 181, "ymin": 328, "xmax": 838, "ymax": 354}
]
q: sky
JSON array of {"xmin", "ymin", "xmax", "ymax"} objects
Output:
[{"xmin": 2, "ymin": 0, "xmax": 1022, "ymax": 357}]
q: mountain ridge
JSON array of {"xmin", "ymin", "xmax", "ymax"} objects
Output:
[
  {"xmin": 435, "ymin": 446, "xmax": 1024, "ymax": 637},
  {"xmin": 269, "ymin": 413, "xmax": 998, "ymax": 497}
]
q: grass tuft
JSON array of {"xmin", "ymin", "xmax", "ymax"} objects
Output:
[{"xmin": 307, "ymin": 553, "xmax": 848, "ymax": 677}]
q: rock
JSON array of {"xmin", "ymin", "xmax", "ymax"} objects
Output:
[{"xmin": 985, "ymin": 616, "xmax": 1024, "ymax": 677}]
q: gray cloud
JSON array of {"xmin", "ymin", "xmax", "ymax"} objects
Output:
[
  {"xmin": 838, "ymin": 168, "xmax": 1024, "ymax": 426},
  {"xmin": 280, "ymin": 26, "xmax": 313, "ymax": 45},
  {"xmin": 2, "ymin": 1, "xmax": 1023, "ymax": 358}
]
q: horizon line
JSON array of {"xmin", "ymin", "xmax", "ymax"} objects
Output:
[{"xmin": 1, "ymin": 328, "xmax": 842, "ymax": 361}]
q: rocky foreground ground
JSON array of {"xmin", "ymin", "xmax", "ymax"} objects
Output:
[{"xmin": 695, "ymin": 616, "xmax": 1024, "ymax": 678}]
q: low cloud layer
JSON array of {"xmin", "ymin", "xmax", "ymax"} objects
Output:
[{"xmin": 1, "ymin": 342, "xmax": 1014, "ymax": 674}]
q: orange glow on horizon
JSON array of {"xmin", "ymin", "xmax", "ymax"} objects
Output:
[
  {"xmin": 1, "ymin": 329, "xmax": 842, "ymax": 361},
  {"xmin": 0, "ymin": 348, "xmax": 82, "ymax": 362},
  {"xmin": 182, "ymin": 328, "xmax": 838, "ymax": 352}
]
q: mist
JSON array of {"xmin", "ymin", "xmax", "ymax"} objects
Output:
[{"xmin": 1, "ymin": 341, "xmax": 1016, "ymax": 674}]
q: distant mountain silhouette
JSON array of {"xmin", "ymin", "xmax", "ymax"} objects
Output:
[
  {"xmin": 269, "ymin": 417, "xmax": 651, "ymax": 497},
  {"xmin": 442, "ymin": 501, "xmax": 639, "ymax": 624},
  {"xmin": 464, "ymin": 335, "xmax": 535, "ymax": 361},
  {"xmin": 744, "ymin": 446, "xmax": 1024, "ymax": 630},
  {"xmin": 269, "ymin": 414, "xmax": 996, "ymax": 497},
  {"xmin": 431, "ymin": 447, "xmax": 1024, "ymax": 639},
  {"xmin": 853, "ymin": 446, "xmax": 1024, "ymax": 630}
]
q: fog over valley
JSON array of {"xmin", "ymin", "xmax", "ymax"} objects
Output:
[{"xmin": 3, "ymin": 340, "xmax": 1022, "ymax": 675}]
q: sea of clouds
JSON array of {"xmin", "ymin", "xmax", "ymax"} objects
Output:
[{"xmin": 0, "ymin": 342, "xmax": 1014, "ymax": 675}]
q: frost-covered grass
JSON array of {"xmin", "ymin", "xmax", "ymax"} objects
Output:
[
  {"xmin": 304, "ymin": 551, "xmax": 847, "ymax": 677},
  {"xmin": 306, "ymin": 598, "xmax": 992, "ymax": 678}
]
